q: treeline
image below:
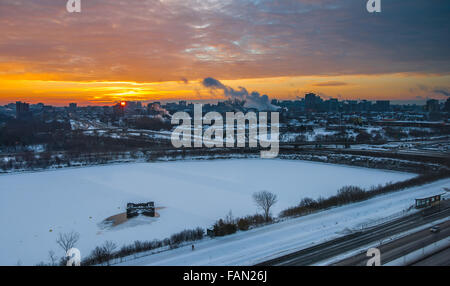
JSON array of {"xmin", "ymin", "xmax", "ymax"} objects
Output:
[
  {"xmin": 60, "ymin": 131, "xmax": 171, "ymax": 153},
  {"xmin": 280, "ymin": 186, "xmax": 368, "ymax": 217},
  {"xmin": 286, "ymin": 125, "xmax": 449, "ymax": 144},
  {"xmin": 0, "ymin": 117, "xmax": 172, "ymax": 154},
  {"xmin": 81, "ymin": 228, "xmax": 204, "ymax": 266},
  {"xmin": 2, "ymin": 146, "xmax": 445, "ymax": 173},
  {"xmin": 128, "ymin": 116, "xmax": 172, "ymax": 131},
  {"xmin": 82, "ymin": 213, "xmax": 271, "ymax": 265},
  {"xmin": 0, "ymin": 118, "xmax": 70, "ymax": 148},
  {"xmin": 211, "ymin": 213, "xmax": 268, "ymax": 237},
  {"xmin": 0, "ymin": 149, "xmax": 164, "ymax": 171},
  {"xmin": 0, "ymin": 147, "xmax": 259, "ymax": 172},
  {"xmin": 384, "ymin": 126, "xmax": 450, "ymax": 140},
  {"xmin": 280, "ymin": 169, "xmax": 450, "ymax": 218}
]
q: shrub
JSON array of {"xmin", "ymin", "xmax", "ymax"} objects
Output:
[
  {"xmin": 213, "ymin": 219, "xmax": 237, "ymax": 237},
  {"xmin": 237, "ymin": 218, "xmax": 250, "ymax": 231}
]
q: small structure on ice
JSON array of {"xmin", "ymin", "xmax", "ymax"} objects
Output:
[{"xmin": 126, "ymin": 202, "xmax": 155, "ymax": 218}]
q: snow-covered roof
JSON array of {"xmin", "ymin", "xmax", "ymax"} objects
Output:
[{"xmin": 415, "ymin": 192, "xmax": 446, "ymax": 200}]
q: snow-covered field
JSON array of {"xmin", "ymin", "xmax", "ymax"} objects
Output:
[
  {"xmin": 119, "ymin": 179, "xmax": 450, "ymax": 266},
  {"xmin": 0, "ymin": 159, "xmax": 415, "ymax": 265}
]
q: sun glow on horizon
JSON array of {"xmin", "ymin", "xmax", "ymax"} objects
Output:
[{"xmin": 0, "ymin": 73, "xmax": 449, "ymax": 106}]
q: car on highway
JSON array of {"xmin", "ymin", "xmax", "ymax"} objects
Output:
[{"xmin": 430, "ymin": 226, "xmax": 440, "ymax": 233}]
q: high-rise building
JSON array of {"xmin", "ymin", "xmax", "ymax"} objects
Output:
[
  {"xmin": 426, "ymin": 99, "xmax": 440, "ymax": 112},
  {"xmin": 69, "ymin": 103, "xmax": 77, "ymax": 111},
  {"xmin": 358, "ymin": 100, "xmax": 372, "ymax": 112},
  {"xmin": 325, "ymin": 98, "xmax": 338, "ymax": 112},
  {"xmin": 444, "ymin": 98, "xmax": 450, "ymax": 112},
  {"xmin": 375, "ymin": 100, "xmax": 390, "ymax": 112},
  {"xmin": 305, "ymin": 93, "xmax": 317, "ymax": 112},
  {"xmin": 16, "ymin": 101, "xmax": 30, "ymax": 118}
]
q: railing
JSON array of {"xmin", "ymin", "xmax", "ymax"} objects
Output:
[{"xmin": 357, "ymin": 205, "xmax": 414, "ymax": 230}]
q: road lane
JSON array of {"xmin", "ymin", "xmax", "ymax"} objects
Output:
[{"xmin": 257, "ymin": 201, "xmax": 450, "ymax": 266}]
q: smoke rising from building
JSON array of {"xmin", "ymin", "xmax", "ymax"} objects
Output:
[{"xmin": 202, "ymin": 77, "xmax": 279, "ymax": 111}]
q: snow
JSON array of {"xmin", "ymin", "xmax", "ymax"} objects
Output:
[
  {"xmin": 0, "ymin": 159, "xmax": 414, "ymax": 265},
  {"xmin": 118, "ymin": 179, "xmax": 450, "ymax": 266}
]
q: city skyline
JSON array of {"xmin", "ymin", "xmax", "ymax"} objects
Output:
[{"xmin": 7, "ymin": 92, "xmax": 448, "ymax": 112}]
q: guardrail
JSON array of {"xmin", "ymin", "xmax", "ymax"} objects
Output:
[{"xmin": 357, "ymin": 206, "xmax": 414, "ymax": 230}]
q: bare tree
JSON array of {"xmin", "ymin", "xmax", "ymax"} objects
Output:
[
  {"xmin": 225, "ymin": 210, "xmax": 234, "ymax": 224},
  {"xmin": 253, "ymin": 191, "xmax": 278, "ymax": 222},
  {"xmin": 56, "ymin": 231, "xmax": 80, "ymax": 254},
  {"xmin": 48, "ymin": 250, "xmax": 58, "ymax": 266},
  {"xmin": 103, "ymin": 241, "xmax": 117, "ymax": 256},
  {"xmin": 102, "ymin": 240, "xmax": 117, "ymax": 265}
]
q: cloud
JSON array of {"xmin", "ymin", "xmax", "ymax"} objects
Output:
[
  {"xmin": 433, "ymin": 88, "xmax": 450, "ymax": 97},
  {"xmin": 0, "ymin": 0, "xmax": 448, "ymax": 83},
  {"xmin": 202, "ymin": 77, "xmax": 278, "ymax": 110},
  {"xmin": 312, "ymin": 81, "xmax": 349, "ymax": 87},
  {"xmin": 410, "ymin": 84, "xmax": 450, "ymax": 98}
]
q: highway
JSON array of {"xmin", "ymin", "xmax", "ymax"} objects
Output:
[
  {"xmin": 411, "ymin": 247, "xmax": 450, "ymax": 266},
  {"xmin": 257, "ymin": 201, "xmax": 450, "ymax": 266},
  {"xmin": 334, "ymin": 219, "xmax": 450, "ymax": 266}
]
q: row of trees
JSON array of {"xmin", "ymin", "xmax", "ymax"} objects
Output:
[
  {"xmin": 0, "ymin": 117, "xmax": 172, "ymax": 155},
  {"xmin": 280, "ymin": 185, "xmax": 368, "ymax": 217},
  {"xmin": 0, "ymin": 118, "xmax": 70, "ymax": 148},
  {"xmin": 39, "ymin": 227, "xmax": 205, "ymax": 266},
  {"xmin": 83, "ymin": 227, "xmax": 204, "ymax": 266},
  {"xmin": 128, "ymin": 116, "xmax": 172, "ymax": 131},
  {"xmin": 212, "ymin": 213, "xmax": 269, "ymax": 237},
  {"xmin": 280, "ymin": 169, "xmax": 450, "ymax": 218},
  {"xmin": 0, "ymin": 146, "xmax": 261, "ymax": 172},
  {"xmin": 211, "ymin": 191, "xmax": 278, "ymax": 236}
]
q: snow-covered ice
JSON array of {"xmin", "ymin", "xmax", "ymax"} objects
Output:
[{"xmin": 0, "ymin": 159, "xmax": 415, "ymax": 265}]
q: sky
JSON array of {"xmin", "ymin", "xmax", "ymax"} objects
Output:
[{"xmin": 0, "ymin": 0, "xmax": 449, "ymax": 106}]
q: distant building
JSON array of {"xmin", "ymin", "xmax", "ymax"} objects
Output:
[
  {"xmin": 35, "ymin": 103, "xmax": 45, "ymax": 110},
  {"xmin": 69, "ymin": 103, "xmax": 77, "ymax": 111},
  {"xmin": 113, "ymin": 101, "xmax": 126, "ymax": 116},
  {"xmin": 305, "ymin": 93, "xmax": 317, "ymax": 112},
  {"xmin": 444, "ymin": 98, "xmax": 450, "ymax": 112},
  {"xmin": 375, "ymin": 100, "xmax": 390, "ymax": 112},
  {"xmin": 16, "ymin": 101, "xmax": 30, "ymax": 119},
  {"xmin": 126, "ymin": 202, "xmax": 155, "ymax": 218},
  {"xmin": 148, "ymin": 102, "xmax": 160, "ymax": 109},
  {"xmin": 345, "ymin": 100, "xmax": 358, "ymax": 112},
  {"xmin": 415, "ymin": 193, "xmax": 443, "ymax": 209},
  {"xmin": 359, "ymin": 100, "xmax": 372, "ymax": 112},
  {"xmin": 426, "ymin": 99, "xmax": 440, "ymax": 112}
]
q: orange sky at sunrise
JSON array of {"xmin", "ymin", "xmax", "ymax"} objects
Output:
[{"xmin": 1, "ymin": 74, "xmax": 449, "ymax": 106}]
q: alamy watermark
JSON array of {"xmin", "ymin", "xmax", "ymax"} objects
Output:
[
  {"xmin": 66, "ymin": 0, "xmax": 81, "ymax": 13},
  {"xmin": 366, "ymin": 247, "xmax": 381, "ymax": 266},
  {"xmin": 171, "ymin": 104, "xmax": 279, "ymax": 159},
  {"xmin": 367, "ymin": 0, "xmax": 381, "ymax": 13},
  {"xmin": 66, "ymin": 248, "xmax": 81, "ymax": 266}
]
